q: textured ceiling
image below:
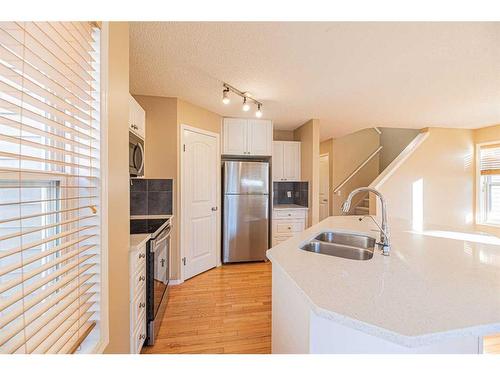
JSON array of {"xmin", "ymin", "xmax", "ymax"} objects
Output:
[{"xmin": 130, "ymin": 22, "xmax": 500, "ymax": 140}]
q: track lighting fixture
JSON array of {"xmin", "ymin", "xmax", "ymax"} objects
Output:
[
  {"xmin": 242, "ymin": 97, "xmax": 250, "ymax": 112},
  {"xmin": 222, "ymin": 88, "xmax": 230, "ymax": 104},
  {"xmin": 222, "ymin": 83, "xmax": 264, "ymax": 117},
  {"xmin": 255, "ymin": 104, "xmax": 262, "ymax": 118}
]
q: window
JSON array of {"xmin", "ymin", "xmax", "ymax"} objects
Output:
[
  {"xmin": 0, "ymin": 22, "xmax": 102, "ymax": 353},
  {"xmin": 478, "ymin": 144, "xmax": 500, "ymax": 225}
]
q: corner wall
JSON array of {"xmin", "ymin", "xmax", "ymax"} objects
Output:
[
  {"xmin": 377, "ymin": 128, "xmax": 474, "ymax": 230},
  {"xmin": 319, "ymin": 139, "xmax": 334, "ymax": 215},
  {"xmin": 104, "ymin": 22, "xmax": 131, "ymax": 354},
  {"xmin": 134, "ymin": 95, "xmax": 221, "ymax": 280},
  {"xmin": 294, "ymin": 119, "xmax": 320, "ymax": 226},
  {"xmin": 331, "ymin": 128, "xmax": 380, "ymax": 215}
]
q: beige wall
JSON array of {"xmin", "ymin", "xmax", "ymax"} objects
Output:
[
  {"xmin": 274, "ymin": 129, "xmax": 295, "ymax": 141},
  {"xmin": 472, "ymin": 124, "xmax": 500, "ymax": 235},
  {"xmin": 104, "ymin": 22, "xmax": 131, "ymax": 354},
  {"xmin": 294, "ymin": 119, "xmax": 320, "ymax": 226},
  {"xmin": 377, "ymin": 128, "xmax": 474, "ymax": 229},
  {"xmin": 379, "ymin": 127, "xmax": 420, "ymax": 171},
  {"xmin": 331, "ymin": 128, "xmax": 380, "ymax": 215},
  {"xmin": 320, "ymin": 139, "xmax": 334, "ymax": 215},
  {"xmin": 134, "ymin": 95, "xmax": 221, "ymax": 280},
  {"xmin": 135, "ymin": 96, "xmax": 178, "ymax": 179}
]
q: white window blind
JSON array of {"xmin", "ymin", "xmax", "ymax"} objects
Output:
[
  {"xmin": 0, "ymin": 21, "xmax": 101, "ymax": 354},
  {"xmin": 479, "ymin": 144, "xmax": 500, "ymax": 175}
]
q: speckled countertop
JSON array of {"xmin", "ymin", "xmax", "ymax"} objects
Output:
[{"xmin": 266, "ymin": 215, "xmax": 500, "ymax": 347}]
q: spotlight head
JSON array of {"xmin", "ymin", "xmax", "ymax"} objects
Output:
[{"xmin": 242, "ymin": 97, "xmax": 250, "ymax": 112}]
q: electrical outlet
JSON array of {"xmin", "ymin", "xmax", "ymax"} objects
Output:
[{"xmin": 287, "ymin": 191, "xmax": 292, "ymax": 198}]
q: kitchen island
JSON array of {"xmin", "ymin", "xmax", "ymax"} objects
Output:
[{"xmin": 266, "ymin": 216, "xmax": 500, "ymax": 353}]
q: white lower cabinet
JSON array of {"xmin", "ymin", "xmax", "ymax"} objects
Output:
[
  {"xmin": 272, "ymin": 208, "xmax": 308, "ymax": 246},
  {"xmin": 130, "ymin": 243, "xmax": 147, "ymax": 354}
]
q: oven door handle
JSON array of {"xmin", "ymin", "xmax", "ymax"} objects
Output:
[{"xmin": 151, "ymin": 225, "xmax": 171, "ymax": 251}]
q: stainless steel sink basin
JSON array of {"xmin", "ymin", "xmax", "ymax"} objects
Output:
[
  {"xmin": 300, "ymin": 232, "xmax": 376, "ymax": 261},
  {"xmin": 314, "ymin": 232, "xmax": 376, "ymax": 249}
]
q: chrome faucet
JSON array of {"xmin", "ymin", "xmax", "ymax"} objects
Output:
[{"xmin": 341, "ymin": 187, "xmax": 391, "ymax": 256}]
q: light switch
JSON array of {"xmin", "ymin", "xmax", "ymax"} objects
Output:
[{"xmin": 287, "ymin": 191, "xmax": 292, "ymax": 198}]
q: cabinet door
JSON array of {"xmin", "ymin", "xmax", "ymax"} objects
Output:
[
  {"xmin": 135, "ymin": 102, "xmax": 146, "ymax": 139},
  {"xmin": 223, "ymin": 118, "xmax": 248, "ymax": 155},
  {"xmin": 283, "ymin": 142, "xmax": 301, "ymax": 181},
  {"xmin": 128, "ymin": 94, "xmax": 136, "ymax": 133},
  {"xmin": 272, "ymin": 141, "xmax": 284, "ymax": 181},
  {"xmin": 247, "ymin": 119, "xmax": 272, "ymax": 156}
]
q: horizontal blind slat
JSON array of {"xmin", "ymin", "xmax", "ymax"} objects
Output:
[
  {"xmin": 0, "ymin": 43, "xmax": 93, "ymax": 111},
  {"xmin": 0, "ymin": 215, "xmax": 95, "ymax": 242},
  {"xmin": 0, "ymin": 286, "xmax": 94, "ymax": 346},
  {"xmin": 0, "ymin": 262, "xmax": 96, "ymax": 312},
  {"xmin": 0, "ymin": 243, "xmax": 96, "ymax": 278},
  {"xmin": 0, "ymin": 272, "xmax": 96, "ymax": 329},
  {"xmin": 0, "ymin": 26, "xmax": 93, "ymax": 101},
  {"xmin": 0, "ymin": 205, "xmax": 98, "ymax": 225},
  {"xmin": 0, "ymin": 272, "xmax": 95, "ymax": 328},
  {"xmin": 0, "ymin": 132, "xmax": 97, "ymax": 162},
  {"xmin": 0, "ymin": 251, "xmax": 96, "ymax": 295},
  {"xmin": 0, "ymin": 227, "xmax": 96, "ymax": 260},
  {"xmin": 0, "ymin": 97, "xmax": 98, "ymax": 142},
  {"xmin": 0, "ymin": 114, "xmax": 98, "ymax": 151}
]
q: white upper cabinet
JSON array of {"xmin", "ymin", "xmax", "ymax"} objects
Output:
[
  {"xmin": 273, "ymin": 141, "xmax": 301, "ymax": 181},
  {"xmin": 223, "ymin": 118, "xmax": 248, "ymax": 155},
  {"xmin": 129, "ymin": 94, "xmax": 146, "ymax": 139},
  {"xmin": 247, "ymin": 119, "xmax": 273, "ymax": 156},
  {"xmin": 222, "ymin": 118, "xmax": 273, "ymax": 156}
]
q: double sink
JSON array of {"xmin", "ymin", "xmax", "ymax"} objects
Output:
[{"xmin": 300, "ymin": 231, "xmax": 376, "ymax": 261}]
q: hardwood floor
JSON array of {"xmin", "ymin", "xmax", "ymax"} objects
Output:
[
  {"xmin": 142, "ymin": 262, "xmax": 272, "ymax": 354},
  {"xmin": 484, "ymin": 334, "xmax": 500, "ymax": 354}
]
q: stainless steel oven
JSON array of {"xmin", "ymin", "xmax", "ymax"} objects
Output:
[
  {"xmin": 145, "ymin": 220, "xmax": 171, "ymax": 345},
  {"xmin": 129, "ymin": 131, "xmax": 145, "ymax": 177}
]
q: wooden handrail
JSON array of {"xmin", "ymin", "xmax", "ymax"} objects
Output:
[{"xmin": 333, "ymin": 146, "xmax": 383, "ymax": 194}]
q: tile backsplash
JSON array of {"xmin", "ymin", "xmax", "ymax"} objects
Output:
[
  {"xmin": 130, "ymin": 178, "xmax": 173, "ymax": 216},
  {"xmin": 273, "ymin": 181, "xmax": 308, "ymax": 207}
]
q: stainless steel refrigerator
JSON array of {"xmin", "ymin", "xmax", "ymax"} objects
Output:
[{"xmin": 223, "ymin": 160, "xmax": 269, "ymax": 263}]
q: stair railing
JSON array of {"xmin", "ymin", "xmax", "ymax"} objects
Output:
[{"xmin": 332, "ymin": 145, "xmax": 383, "ymax": 194}]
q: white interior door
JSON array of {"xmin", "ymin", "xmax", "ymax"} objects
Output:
[
  {"xmin": 182, "ymin": 128, "xmax": 219, "ymax": 280},
  {"xmin": 319, "ymin": 154, "xmax": 330, "ymax": 221}
]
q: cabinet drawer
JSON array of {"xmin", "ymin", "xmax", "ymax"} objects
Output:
[
  {"xmin": 130, "ymin": 245, "xmax": 147, "ymax": 277},
  {"xmin": 273, "ymin": 220, "xmax": 305, "ymax": 234},
  {"xmin": 132, "ymin": 312, "xmax": 147, "ymax": 354},
  {"xmin": 273, "ymin": 209, "xmax": 307, "ymax": 220},
  {"xmin": 131, "ymin": 265, "xmax": 146, "ymax": 300},
  {"xmin": 131, "ymin": 288, "xmax": 146, "ymax": 330}
]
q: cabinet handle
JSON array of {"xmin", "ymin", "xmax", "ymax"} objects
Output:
[
  {"xmin": 288, "ymin": 213, "xmax": 291, "ymax": 216},
  {"xmin": 139, "ymin": 334, "xmax": 146, "ymax": 340},
  {"xmin": 138, "ymin": 253, "xmax": 145, "ymax": 259},
  {"xmin": 288, "ymin": 226, "xmax": 292, "ymax": 230},
  {"xmin": 139, "ymin": 302, "xmax": 145, "ymax": 309},
  {"xmin": 139, "ymin": 275, "xmax": 145, "ymax": 282}
]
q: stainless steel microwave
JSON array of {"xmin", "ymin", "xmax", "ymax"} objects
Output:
[{"xmin": 129, "ymin": 131, "xmax": 145, "ymax": 177}]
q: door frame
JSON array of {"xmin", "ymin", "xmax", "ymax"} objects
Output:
[
  {"xmin": 180, "ymin": 124, "xmax": 221, "ymax": 283},
  {"xmin": 319, "ymin": 153, "xmax": 330, "ymax": 219}
]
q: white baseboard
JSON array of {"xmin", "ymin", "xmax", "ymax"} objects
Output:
[{"xmin": 169, "ymin": 279, "xmax": 183, "ymax": 285}]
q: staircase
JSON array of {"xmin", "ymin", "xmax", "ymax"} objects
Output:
[
  {"xmin": 330, "ymin": 127, "xmax": 421, "ymax": 216},
  {"xmin": 354, "ymin": 196, "xmax": 370, "ymax": 215}
]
